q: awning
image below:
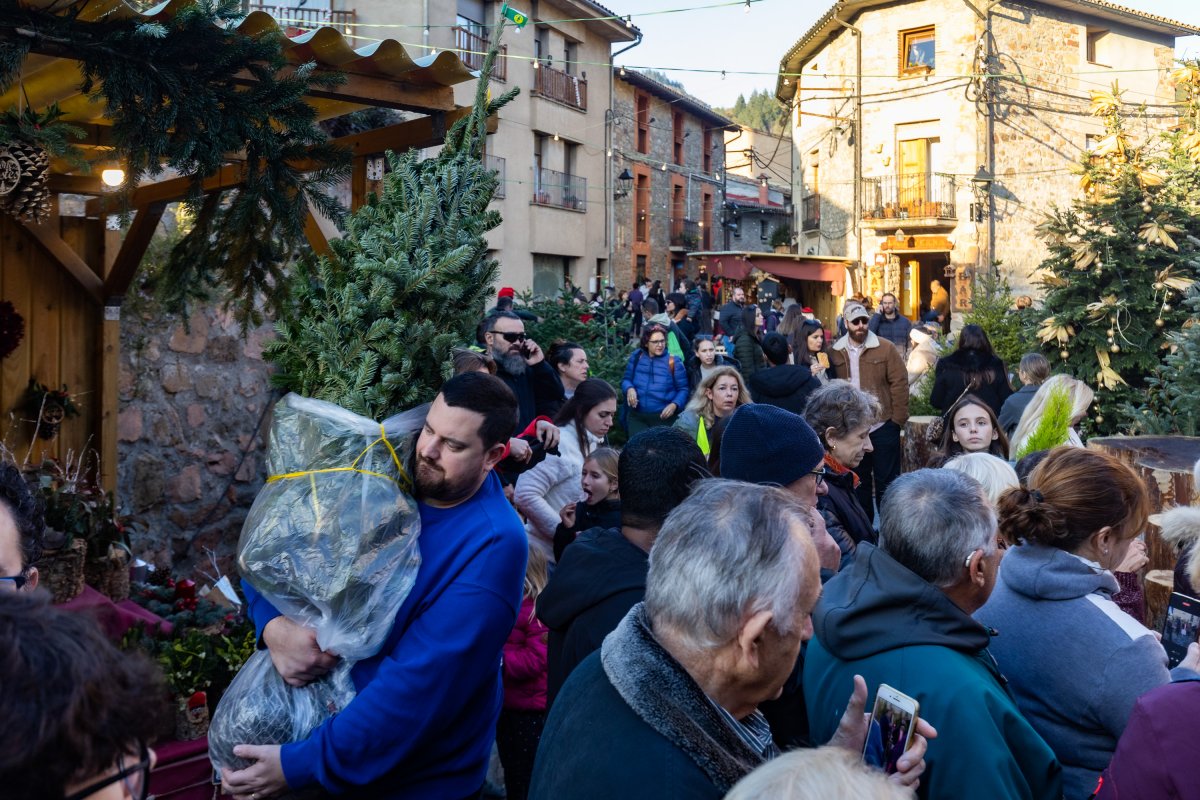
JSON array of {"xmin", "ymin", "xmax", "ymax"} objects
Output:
[{"xmin": 692, "ymin": 252, "xmax": 849, "ymax": 285}]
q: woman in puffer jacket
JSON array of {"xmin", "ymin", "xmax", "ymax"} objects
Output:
[{"xmin": 620, "ymin": 323, "xmax": 689, "ymax": 436}]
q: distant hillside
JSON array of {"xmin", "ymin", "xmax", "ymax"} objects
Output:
[{"xmin": 717, "ymin": 89, "xmax": 786, "ymax": 132}]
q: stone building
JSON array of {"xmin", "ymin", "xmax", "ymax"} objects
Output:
[
  {"xmin": 611, "ymin": 69, "xmax": 733, "ymax": 292},
  {"xmin": 776, "ymin": 0, "xmax": 1198, "ymax": 321},
  {"xmin": 724, "ymin": 125, "xmax": 793, "ymax": 253}
]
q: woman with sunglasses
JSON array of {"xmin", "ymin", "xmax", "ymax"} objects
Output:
[
  {"xmin": 803, "ymin": 380, "xmax": 881, "ymax": 547},
  {"xmin": 1, "ymin": 592, "xmax": 166, "ymax": 800},
  {"xmin": 620, "ymin": 323, "xmax": 689, "ymax": 436}
]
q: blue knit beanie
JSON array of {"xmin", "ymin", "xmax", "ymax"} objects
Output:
[{"xmin": 720, "ymin": 404, "xmax": 825, "ymax": 486}]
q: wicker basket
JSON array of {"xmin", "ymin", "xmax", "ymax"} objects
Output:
[
  {"xmin": 35, "ymin": 538, "xmax": 87, "ymax": 603},
  {"xmin": 84, "ymin": 546, "xmax": 132, "ymax": 602}
]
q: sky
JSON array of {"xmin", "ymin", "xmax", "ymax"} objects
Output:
[{"xmin": 612, "ymin": 0, "xmax": 1200, "ymax": 110}]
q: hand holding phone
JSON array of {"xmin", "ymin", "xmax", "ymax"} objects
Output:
[{"xmin": 863, "ymin": 684, "xmax": 920, "ymax": 775}]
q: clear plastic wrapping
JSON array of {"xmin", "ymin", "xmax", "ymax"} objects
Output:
[{"xmin": 209, "ymin": 394, "xmax": 425, "ymax": 772}]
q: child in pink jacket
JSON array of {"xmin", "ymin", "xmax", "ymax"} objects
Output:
[{"xmin": 497, "ymin": 545, "xmax": 549, "ymax": 800}]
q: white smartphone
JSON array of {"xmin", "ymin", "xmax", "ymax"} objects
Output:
[{"xmin": 862, "ymin": 684, "xmax": 920, "ymax": 775}]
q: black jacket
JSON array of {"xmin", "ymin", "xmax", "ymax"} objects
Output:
[
  {"xmin": 552, "ymin": 498, "xmax": 622, "ymax": 562},
  {"xmin": 536, "ymin": 526, "xmax": 647, "ymax": 706},
  {"xmin": 929, "ymin": 349, "xmax": 1012, "ymax": 417},
  {"xmin": 684, "ymin": 353, "xmax": 741, "ymax": 394},
  {"xmin": 998, "ymin": 383, "xmax": 1038, "ymax": 437},
  {"xmin": 747, "ymin": 364, "xmax": 821, "ymax": 415},
  {"xmin": 718, "ymin": 301, "xmax": 745, "ymax": 337},
  {"xmin": 495, "ymin": 359, "xmax": 565, "ymax": 429},
  {"xmin": 819, "ymin": 468, "xmax": 876, "ymax": 546}
]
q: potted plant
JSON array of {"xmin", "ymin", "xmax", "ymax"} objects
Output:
[
  {"xmin": 24, "ymin": 380, "xmax": 79, "ymax": 440},
  {"xmin": 770, "ymin": 226, "xmax": 792, "ymax": 253}
]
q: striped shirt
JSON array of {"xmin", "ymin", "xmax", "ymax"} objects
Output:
[{"xmin": 705, "ymin": 697, "xmax": 780, "ymax": 762}]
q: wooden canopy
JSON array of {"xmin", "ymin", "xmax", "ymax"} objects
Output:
[{"xmin": 0, "ymin": 0, "xmax": 491, "ymax": 488}]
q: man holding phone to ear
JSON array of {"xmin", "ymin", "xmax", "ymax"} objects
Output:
[{"xmin": 483, "ymin": 311, "xmax": 563, "ymax": 458}]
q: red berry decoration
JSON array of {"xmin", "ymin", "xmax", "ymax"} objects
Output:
[{"xmin": 0, "ymin": 301, "xmax": 24, "ymax": 361}]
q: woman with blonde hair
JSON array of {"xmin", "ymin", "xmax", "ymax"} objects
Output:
[
  {"xmin": 1009, "ymin": 374, "xmax": 1095, "ymax": 456},
  {"xmin": 976, "ymin": 447, "xmax": 1200, "ymax": 800},
  {"xmin": 724, "ymin": 747, "xmax": 912, "ymax": 800},
  {"xmin": 674, "ymin": 365, "xmax": 751, "ymax": 457}
]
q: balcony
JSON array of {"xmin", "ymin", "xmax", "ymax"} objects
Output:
[
  {"xmin": 669, "ymin": 217, "xmax": 700, "ymax": 250},
  {"xmin": 534, "ymin": 64, "xmax": 587, "ymax": 111},
  {"xmin": 861, "ymin": 173, "xmax": 956, "ymax": 228},
  {"xmin": 484, "ymin": 154, "xmax": 505, "ymax": 199},
  {"xmin": 454, "ymin": 26, "xmax": 507, "ymax": 82},
  {"xmin": 247, "ymin": 4, "xmax": 356, "ymax": 34},
  {"xmin": 533, "ymin": 167, "xmax": 586, "ymax": 211},
  {"xmin": 801, "ymin": 194, "xmax": 821, "ymax": 232}
]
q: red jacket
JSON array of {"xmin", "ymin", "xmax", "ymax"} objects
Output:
[{"xmin": 502, "ymin": 596, "xmax": 549, "ymax": 711}]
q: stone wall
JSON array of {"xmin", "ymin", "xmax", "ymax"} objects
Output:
[{"xmin": 117, "ymin": 302, "xmax": 276, "ymax": 576}]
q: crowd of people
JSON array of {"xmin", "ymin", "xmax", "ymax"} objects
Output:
[{"xmin": 5, "ymin": 277, "xmax": 1200, "ymax": 800}]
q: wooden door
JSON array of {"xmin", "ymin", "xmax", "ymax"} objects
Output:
[{"xmin": 897, "ymin": 138, "xmax": 928, "ymax": 214}]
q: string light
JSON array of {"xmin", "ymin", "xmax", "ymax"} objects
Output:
[
  {"xmin": 744, "ymin": 0, "xmax": 751, "ymax": 11},
  {"xmin": 661, "ymin": 162, "xmax": 668, "ymax": 171},
  {"xmin": 554, "ymin": 132, "xmax": 560, "ymax": 141}
]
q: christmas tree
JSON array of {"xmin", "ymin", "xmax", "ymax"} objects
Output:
[
  {"xmin": 1125, "ymin": 291, "xmax": 1200, "ymax": 435},
  {"xmin": 1032, "ymin": 60, "xmax": 1200, "ymax": 435},
  {"xmin": 264, "ymin": 28, "xmax": 518, "ymax": 419}
]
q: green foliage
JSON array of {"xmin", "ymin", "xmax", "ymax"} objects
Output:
[
  {"xmin": 265, "ymin": 32, "xmax": 518, "ymax": 418},
  {"xmin": 718, "ymin": 89, "xmax": 785, "ymax": 132},
  {"xmin": 1015, "ymin": 384, "xmax": 1073, "ymax": 459},
  {"xmin": 769, "ymin": 225, "xmax": 791, "ymax": 249},
  {"xmin": 0, "ymin": 0, "xmax": 350, "ymax": 328},
  {"xmin": 963, "ymin": 269, "xmax": 1038, "ymax": 374},
  {"xmin": 0, "ymin": 103, "xmax": 86, "ymax": 169},
  {"xmin": 519, "ymin": 293, "xmax": 633, "ymax": 395},
  {"xmin": 910, "ymin": 370, "xmax": 938, "ymax": 417},
  {"xmin": 1032, "ymin": 64, "xmax": 1200, "ymax": 435},
  {"xmin": 1125, "ymin": 291, "xmax": 1200, "ymax": 435}
]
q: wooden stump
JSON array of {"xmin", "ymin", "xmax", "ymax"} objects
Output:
[
  {"xmin": 903, "ymin": 416, "xmax": 938, "ymax": 473},
  {"xmin": 1088, "ymin": 436, "xmax": 1200, "ymax": 572},
  {"xmin": 1146, "ymin": 569, "xmax": 1175, "ymax": 630}
]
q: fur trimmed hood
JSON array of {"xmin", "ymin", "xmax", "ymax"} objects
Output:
[
  {"xmin": 601, "ymin": 603, "xmax": 766, "ymax": 793},
  {"xmin": 1158, "ymin": 505, "xmax": 1200, "ymax": 590}
]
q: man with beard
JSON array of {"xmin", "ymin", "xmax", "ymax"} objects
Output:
[
  {"xmin": 483, "ymin": 311, "xmax": 565, "ymax": 430},
  {"xmin": 829, "ymin": 301, "xmax": 908, "ymax": 522},
  {"xmin": 224, "ymin": 372, "xmax": 529, "ymax": 799}
]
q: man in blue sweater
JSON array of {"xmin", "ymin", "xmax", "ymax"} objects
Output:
[{"xmin": 221, "ymin": 372, "xmax": 529, "ymax": 799}]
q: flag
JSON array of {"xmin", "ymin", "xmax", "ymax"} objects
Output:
[{"xmin": 501, "ymin": 4, "xmax": 527, "ymax": 30}]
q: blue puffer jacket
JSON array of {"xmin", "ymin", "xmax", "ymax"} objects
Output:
[{"xmin": 621, "ymin": 350, "xmax": 689, "ymax": 413}]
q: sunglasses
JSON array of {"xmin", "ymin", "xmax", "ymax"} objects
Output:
[
  {"xmin": 0, "ymin": 569, "xmax": 29, "ymax": 592},
  {"xmin": 493, "ymin": 331, "xmax": 528, "ymax": 343}
]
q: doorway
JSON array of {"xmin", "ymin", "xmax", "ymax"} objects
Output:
[{"xmin": 896, "ymin": 251, "xmax": 951, "ymax": 322}]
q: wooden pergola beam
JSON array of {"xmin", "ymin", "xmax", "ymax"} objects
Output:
[
  {"xmin": 48, "ymin": 174, "xmax": 108, "ymax": 195},
  {"xmin": 20, "ymin": 218, "xmax": 104, "ymax": 303},
  {"xmin": 232, "ymin": 66, "xmax": 457, "ymax": 113},
  {"xmin": 84, "ymin": 164, "xmax": 247, "ymax": 218},
  {"xmin": 105, "ymin": 202, "xmax": 168, "ymax": 300}
]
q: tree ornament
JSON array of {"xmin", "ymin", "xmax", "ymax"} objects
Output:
[
  {"xmin": 1156, "ymin": 317, "xmax": 1166, "ymax": 328},
  {"xmin": 1060, "ymin": 349, "xmax": 1069, "ymax": 360},
  {"xmin": 1110, "ymin": 344, "xmax": 1121, "ymax": 353},
  {"xmin": 1142, "ymin": 201, "xmax": 1152, "ymax": 213},
  {"xmin": 1095, "ymin": 414, "xmax": 1104, "ymax": 424},
  {"xmin": 1107, "ymin": 335, "xmax": 1115, "ymax": 343},
  {"xmin": 1164, "ymin": 303, "xmax": 1172, "ymax": 312},
  {"xmin": 1137, "ymin": 243, "xmax": 1147, "ymax": 252}
]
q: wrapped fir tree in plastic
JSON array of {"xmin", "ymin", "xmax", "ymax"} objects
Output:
[{"xmin": 209, "ymin": 393, "xmax": 424, "ymax": 771}]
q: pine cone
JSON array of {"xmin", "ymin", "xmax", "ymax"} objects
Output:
[{"xmin": 0, "ymin": 141, "xmax": 51, "ymax": 223}]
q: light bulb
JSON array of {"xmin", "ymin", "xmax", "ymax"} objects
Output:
[
  {"xmin": 744, "ymin": 0, "xmax": 751, "ymax": 12},
  {"xmin": 661, "ymin": 162, "xmax": 667, "ymax": 171},
  {"xmin": 554, "ymin": 132, "xmax": 560, "ymax": 141},
  {"xmin": 626, "ymin": 16, "xmax": 633, "ymax": 28},
  {"xmin": 101, "ymin": 168, "xmax": 125, "ymax": 187}
]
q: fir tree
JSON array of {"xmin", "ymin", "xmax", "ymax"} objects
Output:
[
  {"xmin": 963, "ymin": 268, "xmax": 1037, "ymax": 376},
  {"xmin": 263, "ymin": 31, "xmax": 518, "ymax": 419},
  {"xmin": 1031, "ymin": 62, "xmax": 1200, "ymax": 435},
  {"xmin": 1125, "ymin": 291, "xmax": 1200, "ymax": 435},
  {"xmin": 1015, "ymin": 384, "xmax": 1073, "ymax": 459}
]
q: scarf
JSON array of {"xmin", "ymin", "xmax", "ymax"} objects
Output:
[
  {"xmin": 601, "ymin": 604, "xmax": 766, "ymax": 793},
  {"xmin": 824, "ymin": 451, "xmax": 860, "ymax": 489}
]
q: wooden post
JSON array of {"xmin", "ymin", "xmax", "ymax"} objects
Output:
[
  {"xmin": 903, "ymin": 416, "xmax": 937, "ymax": 473},
  {"xmin": 1087, "ymin": 436, "xmax": 1200, "ymax": 572},
  {"xmin": 97, "ymin": 220, "xmax": 122, "ymax": 493}
]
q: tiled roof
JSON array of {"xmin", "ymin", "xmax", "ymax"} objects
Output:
[{"xmin": 617, "ymin": 69, "xmax": 735, "ymax": 128}]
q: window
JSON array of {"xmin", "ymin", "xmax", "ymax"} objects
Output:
[
  {"xmin": 1086, "ymin": 28, "xmax": 1110, "ymax": 66},
  {"xmin": 702, "ymin": 128, "xmax": 713, "ymax": 173},
  {"xmin": 701, "ymin": 190, "xmax": 713, "ymax": 249},
  {"xmin": 673, "ymin": 112, "xmax": 684, "ymax": 165},
  {"xmin": 564, "ymin": 40, "xmax": 577, "ymax": 75},
  {"xmin": 636, "ymin": 93, "xmax": 650, "ymax": 154},
  {"xmin": 635, "ymin": 173, "xmax": 650, "ymax": 242},
  {"xmin": 900, "ymin": 26, "xmax": 935, "ymax": 75},
  {"xmin": 760, "ymin": 219, "xmax": 769, "ymax": 241}
]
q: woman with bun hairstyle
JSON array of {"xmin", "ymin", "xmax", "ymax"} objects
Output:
[{"xmin": 976, "ymin": 447, "xmax": 1200, "ymax": 800}]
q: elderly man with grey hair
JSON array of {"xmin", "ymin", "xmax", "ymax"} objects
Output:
[
  {"xmin": 528, "ymin": 480, "xmax": 930, "ymax": 800},
  {"xmin": 803, "ymin": 469, "xmax": 1063, "ymax": 800}
]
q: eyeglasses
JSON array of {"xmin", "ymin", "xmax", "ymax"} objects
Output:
[
  {"xmin": 810, "ymin": 466, "xmax": 826, "ymax": 487},
  {"xmin": 0, "ymin": 570, "xmax": 28, "ymax": 593},
  {"xmin": 493, "ymin": 331, "xmax": 527, "ymax": 343},
  {"xmin": 64, "ymin": 742, "xmax": 152, "ymax": 800},
  {"xmin": 647, "ymin": 338, "xmax": 666, "ymax": 345}
]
